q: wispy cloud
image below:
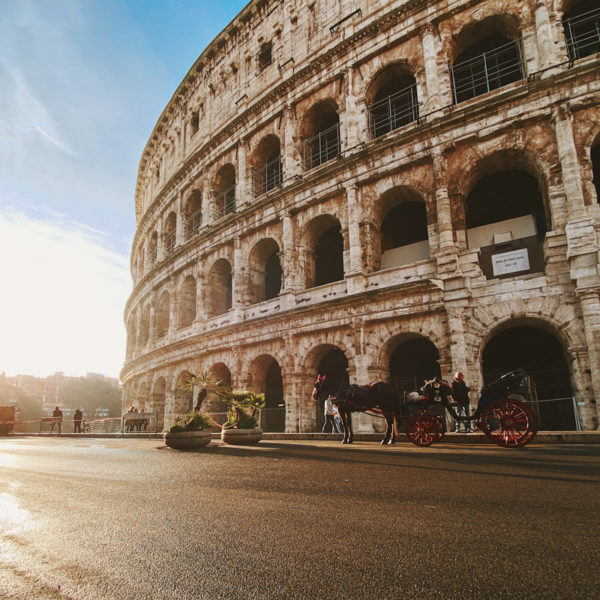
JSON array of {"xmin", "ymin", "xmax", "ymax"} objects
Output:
[{"xmin": 0, "ymin": 208, "xmax": 130, "ymax": 378}]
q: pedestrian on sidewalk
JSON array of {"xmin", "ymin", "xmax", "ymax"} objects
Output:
[
  {"xmin": 322, "ymin": 395, "xmax": 337, "ymax": 434},
  {"xmin": 451, "ymin": 372, "xmax": 472, "ymax": 433}
]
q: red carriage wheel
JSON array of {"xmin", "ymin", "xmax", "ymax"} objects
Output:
[
  {"xmin": 479, "ymin": 398, "xmax": 538, "ymax": 448},
  {"xmin": 407, "ymin": 415, "xmax": 441, "ymax": 447}
]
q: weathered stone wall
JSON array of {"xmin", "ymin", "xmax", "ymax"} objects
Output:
[{"xmin": 123, "ymin": 0, "xmax": 600, "ymax": 432}]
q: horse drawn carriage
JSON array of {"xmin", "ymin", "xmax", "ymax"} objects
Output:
[{"xmin": 313, "ymin": 369, "xmax": 538, "ymax": 448}]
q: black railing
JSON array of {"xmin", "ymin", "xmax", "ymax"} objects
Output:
[
  {"xmin": 149, "ymin": 248, "xmax": 157, "ymax": 263},
  {"xmin": 165, "ymin": 231, "xmax": 176, "ymax": 253},
  {"xmin": 369, "ymin": 84, "xmax": 419, "ymax": 138},
  {"xmin": 303, "ymin": 123, "xmax": 340, "ymax": 170},
  {"xmin": 451, "ymin": 39, "xmax": 524, "ymax": 104},
  {"xmin": 215, "ymin": 186, "xmax": 236, "ymax": 218},
  {"xmin": 253, "ymin": 155, "xmax": 282, "ymax": 197},
  {"xmin": 185, "ymin": 210, "xmax": 202, "ymax": 239},
  {"xmin": 564, "ymin": 7, "xmax": 600, "ymax": 62}
]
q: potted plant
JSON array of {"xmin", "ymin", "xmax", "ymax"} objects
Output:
[
  {"xmin": 220, "ymin": 390, "xmax": 265, "ymax": 445},
  {"xmin": 164, "ymin": 410, "xmax": 213, "ymax": 450}
]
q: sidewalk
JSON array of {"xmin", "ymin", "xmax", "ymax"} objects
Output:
[{"xmin": 6, "ymin": 430, "xmax": 600, "ymax": 443}]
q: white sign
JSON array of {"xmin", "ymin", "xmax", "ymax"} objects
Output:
[{"xmin": 491, "ymin": 248, "xmax": 530, "ymax": 276}]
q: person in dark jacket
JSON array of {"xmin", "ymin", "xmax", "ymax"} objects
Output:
[
  {"xmin": 451, "ymin": 372, "xmax": 472, "ymax": 433},
  {"xmin": 73, "ymin": 408, "xmax": 83, "ymax": 433}
]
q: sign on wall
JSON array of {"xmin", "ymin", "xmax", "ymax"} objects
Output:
[{"xmin": 491, "ymin": 248, "xmax": 530, "ymax": 276}]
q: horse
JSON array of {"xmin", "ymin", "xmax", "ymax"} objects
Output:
[{"xmin": 313, "ymin": 375, "xmax": 404, "ymax": 445}]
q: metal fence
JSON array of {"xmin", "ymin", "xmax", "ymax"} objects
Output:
[
  {"xmin": 303, "ymin": 123, "xmax": 340, "ymax": 170},
  {"xmin": 369, "ymin": 84, "xmax": 419, "ymax": 138},
  {"xmin": 451, "ymin": 38, "xmax": 524, "ymax": 104},
  {"xmin": 253, "ymin": 156, "xmax": 283, "ymax": 197},
  {"xmin": 185, "ymin": 210, "xmax": 203, "ymax": 239},
  {"xmin": 564, "ymin": 6, "xmax": 600, "ymax": 62},
  {"xmin": 215, "ymin": 186, "xmax": 236, "ymax": 218}
]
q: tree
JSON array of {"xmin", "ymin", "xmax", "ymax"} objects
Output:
[{"xmin": 60, "ymin": 377, "xmax": 122, "ymax": 417}]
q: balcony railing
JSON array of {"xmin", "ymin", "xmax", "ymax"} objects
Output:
[
  {"xmin": 165, "ymin": 231, "xmax": 176, "ymax": 253},
  {"xmin": 451, "ymin": 38, "xmax": 524, "ymax": 104},
  {"xmin": 564, "ymin": 7, "xmax": 600, "ymax": 62},
  {"xmin": 253, "ymin": 155, "xmax": 282, "ymax": 197},
  {"xmin": 149, "ymin": 248, "xmax": 157, "ymax": 264},
  {"xmin": 215, "ymin": 186, "xmax": 236, "ymax": 218},
  {"xmin": 303, "ymin": 123, "xmax": 340, "ymax": 170},
  {"xmin": 185, "ymin": 210, "xmax": 203, "ymax": 239},
  {"xmin": 369, "ymin": 84, "xmax": 419, "ymax": 138}
]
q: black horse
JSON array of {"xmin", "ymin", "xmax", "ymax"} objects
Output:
[{"xmin": 313, "ymin": 375, "xmax": 403, "ymax": 445}]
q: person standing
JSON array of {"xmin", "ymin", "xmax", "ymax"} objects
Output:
[
  {"xmin": 73, "ymin": 408, "xmax": 83, "ymax": 433},
  {"xmin": 322, "ymin": 395, "xmax": 337, "ymax": 433},
  {"xmin": 50, "ymin": 406, "xmax": 63, "ymax": 435},
  {"xmin": 451, "ymin": 372, "xmax": 472, "ymax": 433}
]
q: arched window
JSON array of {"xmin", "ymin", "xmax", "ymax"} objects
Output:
[
  {"xmin": 139, "ymin": 304, "xmax": 150, "ymax": 348},
  {"xmin": 563, "ymin": 0, "xmax": 600, "ymax": 61},
  {"xmin": 451, "ymin": 16, "xmax": 524, "ymax": 104},
  {"xmin": 301, "ymin": 101, "xmax": 340, "ymax": 170},
  {"xmin": 178, "ymin": 276, "xmax": 197, "ymax": 328},
  {"xmin": 137, "ymin": 245, "xmax": 145, "ymax": 278},
  {"xmin": 315, "ymin": 225, "xmax": 344, "ymax": 287},
  {"xmin": 367, "ymin": 64, "xmax": 419, "ymax": 138},
  {"xmin": 185, "ymin": 190, "xmax": 202, "ymax": 239},
  {"xmin": 248, "ymin": 239, "xmax": 282, "ymax": 304},
  {"xmin": 164, "ymin": 212, "xmax": 176, "ymax": 253},
  {"xmin": 149, "ymin": 232, "xmax": 158, "ymax": 264},
  {"xmin": 378, "ymin": 187, "xmax": 429, "ymax": 270},
  {"xmin": 214, "ymin": 164, "xmax": 236, "ymax": 218},
  {"xmin": 207, "ymin": 259, "xmax": 232, "ymax": 316},
  {"xmin": 156, "ymin": 291, "xmax": 170, "ymax": 338},
  {"xmin": 252, "ymin": 135, "xmax": 282, "ymax": 197}
]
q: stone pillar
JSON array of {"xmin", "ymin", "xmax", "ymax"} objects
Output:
[
  {"xmin": 345, "ymin": 67, "xmax": 360, "ymax": 149},
  {"xmin": 282, "ymin": 105, "xmax": 298, "ymax": 180},
  {"xmin": 232, "ymin": 236, "xmax": 245, "ymax": 309},
  {"xmin": 421, "ymin": 23, "xmax": 449, "ymax": 113},
  {"xmin": 432, "ymin": 149, "xmax": 456, "ymax": 255},
  {"xmin": 534, "ymin": 0, "xmax": 564, "ymax": 71},
  {"xmin": 281, "ymin": 213, "xmax": 300, "ymax": 294},
  {"xmin": 577, "ymin": 290, "xmax": 600, "ymax": 430},
  {"xmin": 175, "ymin": 189, "xmax": 185, "ymax": 245},
  {"xmin": 236, "ymin": 139, "xmax": 249, "ymax": 208},
  {"xmin": 345, "ymin": 184, "xmax": 362, "ymax": 275}
]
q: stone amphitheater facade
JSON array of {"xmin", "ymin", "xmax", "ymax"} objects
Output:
[{"xmin": 122, "ymin": 0, "xmax": 600, "ymax": 433}]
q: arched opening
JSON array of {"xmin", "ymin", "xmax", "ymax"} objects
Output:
[
  {"xmin": 214, "ymin": 164, "xmax": 236, "ymax": 218},
  {"xmin": 451, "ymin": 15, "xmax": 524, "ymax": 104},
  {"xmin": 378, "ymin": 187, "xmax": 429, "ymax": 269},
  {"xmin": 137, "ymin": 382, "xmax": 147, "ymax": 411},
  {"xmin": 301, "ymin": 100, "xmax": 340, "ymax": 170},
  {"xmin": 316, "ymin": 346, "xmax": 349, "ymax": 431},
  {"xmin": 178, "ymin": 276, "xmax": 196, "ymax": 328},
  {"xmin": 303, "ymin": 215, "xmax": 344, "ymax": 288},
  {"xmin": 482, "ymin": 325, "xmax": 575, "ymax": 430},
  {"xmin": 206, "ymin": 259, "xmax": 232, "ymax": 316},
  {"xmin": 248, "ymin": 239, "xmax": 282, "ymax": 304},
  {"xmin": 252, "ymin": 135, "xmax": 282, "ymax": 196},
  {"xmin": 149, "ymin": 231, "xmax": 158, "ymax": 264},
  {"xmin": 164, "ymin": 212, "xmax": 176, "ymax": 253},
  {"xmin": 139, "ymin": 304, "xmax": 150, "ymax": 348},
  {"xmin": 185, "ymin": 190, "xmax": 203, "ymax": 239},
  {"xmin": 367, "ymin": 64, "xmax": 419, "ymax": 138},
  {"xmin": 591, "ymin": 139, "xmax": 600, "ymax": 203},
  {"xmin": 205, "ymin": 363, "xmax": 232, "ymax": 416},
  {"xmin": 563, "ymin": 0, "xmax": 600, "ymax": 62},
  {"xmin": 249, "ymin": 355, "xmax": 285, "ymax": 432},
  {"xmin": 175, "ymin": 371, "xmax": 194, "ymax": 415},
  {"xmin": 156, "ymin": 291, "xmax": 170, "ymax": 338},
  {"xmin": 152, "ymin": 377, "xmax": 166, "ymax": 431},
  {"xmin": 137, "ymin": 245, "xmax": 145, "ymax": 278}
]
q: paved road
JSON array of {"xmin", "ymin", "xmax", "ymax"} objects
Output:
[{"xmin": 0, "ymin": 438, "xmax": 599, "ymax": 600}]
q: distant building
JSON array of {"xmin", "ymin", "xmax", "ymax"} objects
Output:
[{"xmin": 123, "ymin": 0, "xmax": 600, "ymax": 433}]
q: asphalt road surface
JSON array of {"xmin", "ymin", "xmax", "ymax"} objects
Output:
[{"xmin": 0, "ymin": 437, "xmax": 599, "ymax": 600}]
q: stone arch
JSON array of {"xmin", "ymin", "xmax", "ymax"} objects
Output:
[
  {"xmin": 591, "ymin": 132, "xmax": 600, "ymax": 204},
  {"xmin": 214, "ymin": 163, "xmax": 236, "ymax": 217},
  {"xmin": 247, "ymin": 238, "xmax": 281, "ymax": 304},
  {"xmin": 151, "ymin": 376, "xmax": 166, "ymax": 431},
  {"xmin": 126, "ymin": 311, "xmax": 137, "ymax": 359},
  {"xmin": 204, "ymin": 362, "xmax": 232, "ymax": 414},
  {"xmin": 250, "ymin": 134, "xmax": 282, "ymax": 196},
  {"xmin": 177, "ymin": 275, "xmax": 197, "ymax": 328},
  {"xmin": 376, "ymin": 186, "xmax": 430, "ymax": 270},
  {"xmin": 300, "ymin": 214, "xmax": 344, "ymax": 288},
  {"xmin": 156, "ymin": 290, "xmax": 170, "ymax": 338},
  {"xmin": 248, "ymin": 354, "xmax": 285, "ymax": 432},
  {"xmin": 137, "ymin": 381, "xmax": 148, "ymax": 411},
  {"xmin": 149, "ymin": 231, "xmax": 158, "ymax": 264},
  {"xmin": 175, "ymin": 370, "xmax": 194, "ymax": 415},
  {"xmin": 164, "ymin": 211, "xmax": 177, "ymax": 252},
  {"xmin": 450, "ymin": 13, "xmax": 525, "ymax": 104},
  {"xmin": 458, "ymin": 149, "xmax": 551, "ymax": 248},
  {"xmin": 481, "ymin": 318, "xmax": 576, "ymax": 429},
  {"xmin": 206, "ymin": 258, "xmax": 232, "ymax": 316},
  {"xmin": 184, "ymin": 189, "xmax": 203, "ymax": 238},
  {"xmin": 300, "ymin": 99, "xmax": 340, "ymax": 170},
  {"xmin": 365, "ymin": 62, "xmax": 419, "ymax": 139}
]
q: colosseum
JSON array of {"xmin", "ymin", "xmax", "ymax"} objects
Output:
[{"xmin": 122, "ymin": 0, "xmax": 600, "ymax": 434}]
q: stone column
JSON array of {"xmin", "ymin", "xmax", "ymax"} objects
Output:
[
  {"xmin": 236, "ymin": 139, "xmax": 249, "ymax": 208},
  {"xmin": 282, "ymin": 105, "xmax": 298, "ymax": 180},
  {"xmin": 345, "ymin": 184, "xmax": 362, "ymax": 276},
  {"xmin": 345, "ymin": 67, "xmax": 360, "ymax": 149},
  {"xmin": 577, "ymin": 290, "xmax": 600, "ymax": 430},
  {"xmin": 432, "ymin": 149, "xmax": 456, "ymax": 255},
  {"xmin": 421, "ymin": 23, "xmax": 447, "ymax": 113},
  {"xmin": 232, "ymin": 236, "xmax": 245, "ymax": 310},
  {"xmin": 175, "ymin": 189, "xmax": 185, "ymax": 245},
  {"xmin": 534, "ymin": 0, "xmax": 564, "ymax": 71}
]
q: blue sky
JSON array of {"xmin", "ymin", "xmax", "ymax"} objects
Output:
[{"xmin": 0, "ymin": 0, "xmax": 247, "ymax": 378}]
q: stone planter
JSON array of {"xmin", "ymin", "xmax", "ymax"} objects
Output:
[
  {"xmin": 220, "ymin": 427, "xmax": 263, "ymax": 445},
  {"xmin": 164, "ymin": 430, "xmax": 212, "ymax": 450}
]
